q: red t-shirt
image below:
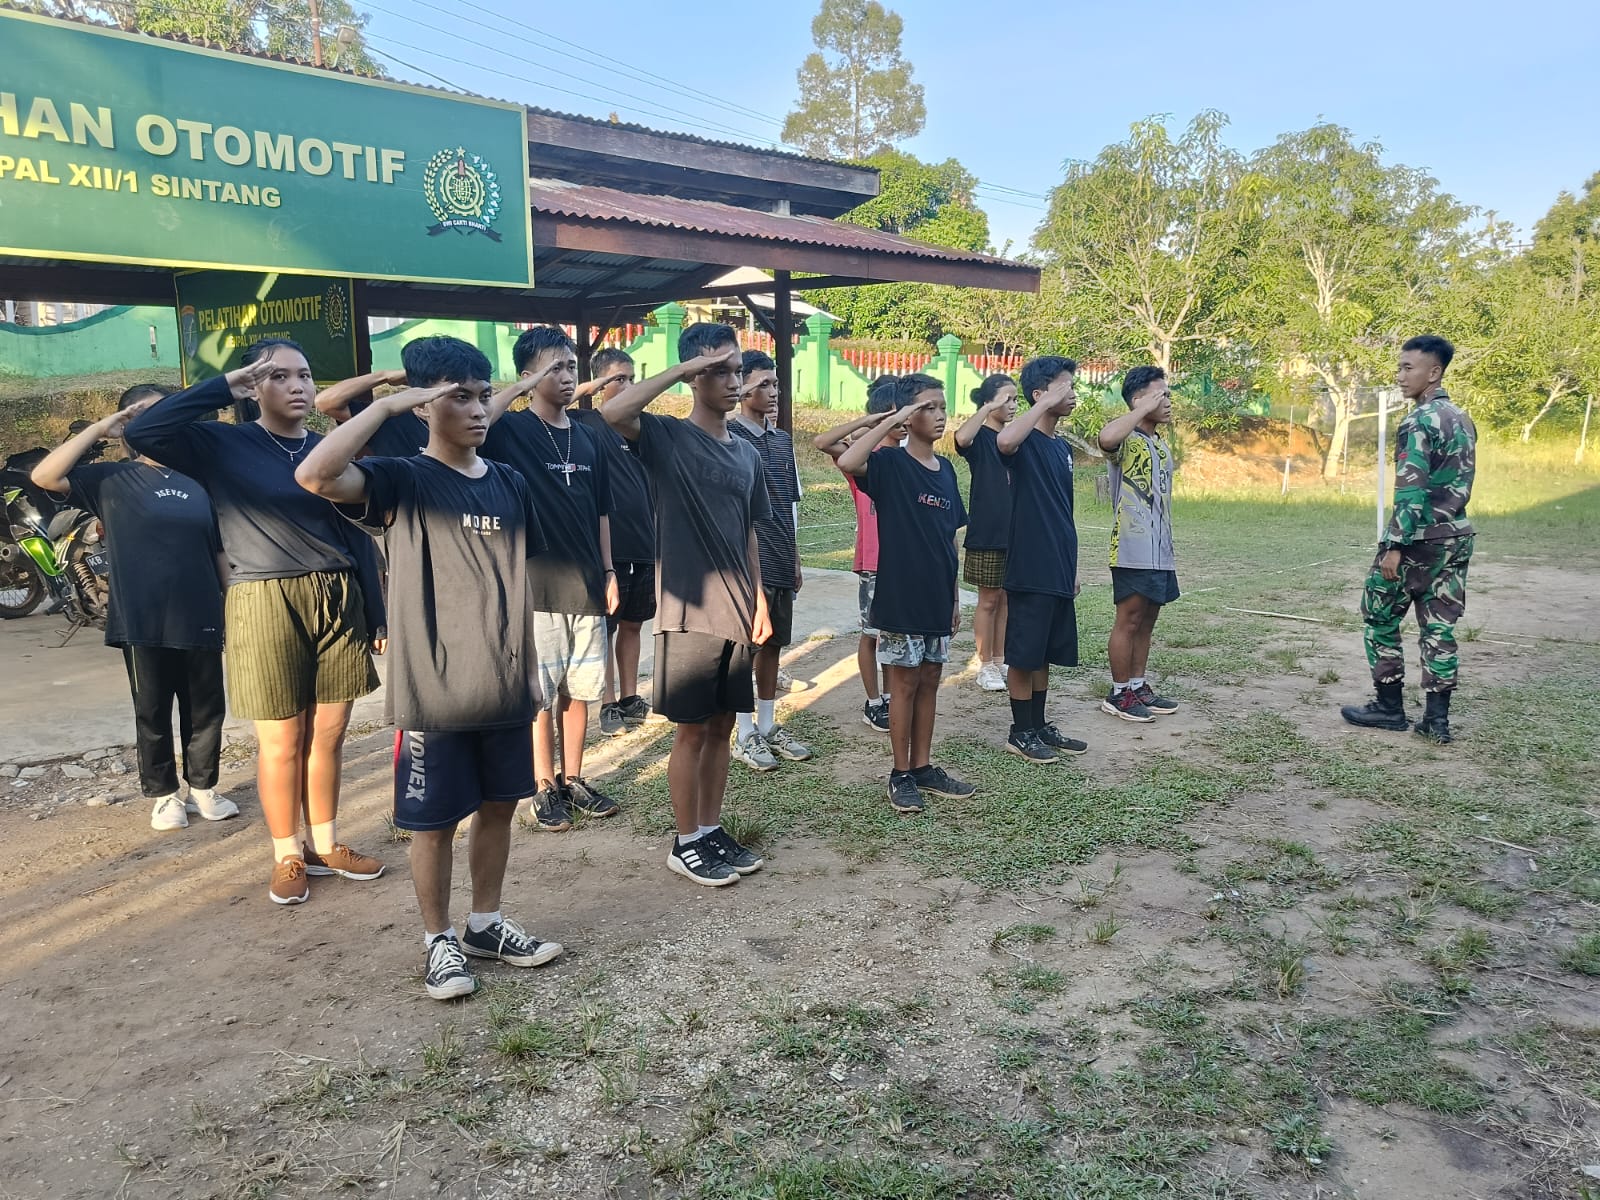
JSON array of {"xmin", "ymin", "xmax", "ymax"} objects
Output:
[{"xmin": 848, "ymin": 472, "xmax": 879, "ymax": 573}]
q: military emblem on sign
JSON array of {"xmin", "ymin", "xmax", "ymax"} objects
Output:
[
  {"xmin": 423, "ymin": 147, "xmax": 503, "ymax": 242},
  {"xmin": 323, "ymin": 284, "xmax": 348, "ymax": 340},
  {"xmin": 179, "ymin": 305, "xmax": 200, "ymax": 359}
]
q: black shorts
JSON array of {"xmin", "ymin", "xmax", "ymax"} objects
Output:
[
  {"xmin": 653, "ymin": 632, "xmax": 755, "ymax": 724},
  {"xmin": 1004, "ymin": 589, "xmax": 1080, "ymax": 671},
  {"xmin": 610, "ymin": 560, "xmax": 657, "ymax": 626},
  {"xmin": 1112, "ymin": 568, "xmax": 1181, "ymax": 606},
  {"xmin": 760, "ymin": 585, "xmax": 795, "ymax": 649},
  {"xmin": 392, "ymin": 726, "xmax": 536, "ymax": 831}
]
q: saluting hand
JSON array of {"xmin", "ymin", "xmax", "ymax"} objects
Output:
[
  {"xmin": 382, "ymin": 383, "xmax": 458, "ymax": 414},
  {"xmin": 224, "ymin": 356, "xmax": 277, "ymax": 400},
  {"xmin": 681, "ymin": 346, "xmax": 741, "ymax": 380},
  {"xmin": 99, "ymin": 397, "xmax": 157, "ymax": 439}
]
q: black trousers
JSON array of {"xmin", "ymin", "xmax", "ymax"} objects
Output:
[{"xmin": 121, "ymin": 645, "xmax": 226, "ymax": 798}]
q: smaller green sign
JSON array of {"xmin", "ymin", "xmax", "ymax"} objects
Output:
[{"xmin": 175, "ymin": 270, "xmax": 357, "ymax": 385}]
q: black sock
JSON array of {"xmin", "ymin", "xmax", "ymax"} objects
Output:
[
  {"xmin": 911, "ymin": 763, "xmax": 934, "ymax": 779},
  {"xmin": 1032, "ymin": 690, "xmax": 1048, "ymax": 729},
  {"xmin": 1010, "ymin": 697, "xmax": 1032, "ymax": 733}
]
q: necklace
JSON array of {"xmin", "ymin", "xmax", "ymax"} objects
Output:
[
  {"xmin": 538, "ymin": 415, "xmax": 575, "ymax": 485},
  {"xmin": 259, "ymin": 423, "xmax": 309, "ymax": 461}
]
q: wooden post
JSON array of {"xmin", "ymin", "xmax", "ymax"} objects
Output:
[
  {"xmin": 575, "ymin": 312, "xmax": 593, "ymax": 407},
  {"xmin": 351, "ymin": 278, "xmax": 372, "ymax": 373},
  {"xmin": 774, "ymin": 270, "xmax": 794, "ymax": 433}
]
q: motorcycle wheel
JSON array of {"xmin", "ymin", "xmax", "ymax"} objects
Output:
[{"xmin": 0, "ymin": 555, "xmax": 45, "ymax": 618}]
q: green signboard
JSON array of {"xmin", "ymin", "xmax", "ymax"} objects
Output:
[
  {"xmin": 0, "ymin": 10, "xmax": 533, "ymax": 287},
  {"xmin": 175, "ymin": 270, "xmax": 357, "ymax": 385}
]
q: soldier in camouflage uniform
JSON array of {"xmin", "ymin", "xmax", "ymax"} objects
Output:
[{"xmin": 1341, "ymin": 335, "xmax": 1476, "ymax": 743}]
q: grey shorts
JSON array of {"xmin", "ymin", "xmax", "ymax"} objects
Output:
[
  {"xmin": 876, "ymin": 632, "xmax": 949, "ymax": 669},
  {"xmin": 857, "ymin": 571, "xmax": 878, "ymax": 637},
  {"xmin": 532, "ymin": 611, "xmax": 607, "ymax": 703}
]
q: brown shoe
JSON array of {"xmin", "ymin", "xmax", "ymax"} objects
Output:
[
  {"xmin": 270, "ymin": 857, "xmax": 309, "ymax": 906},
  {"xmin": 302, "ymin": 843, "xmax": 386, "ymax": 881}
]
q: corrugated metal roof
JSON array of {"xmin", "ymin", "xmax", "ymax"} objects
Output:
[
  {"xmin": 529, "ymin": 180, "xmax": 1028, "ymax": 268},
  {"xmin": 523, "ymin": 107, "xmax": 846, "ymax": 168}
]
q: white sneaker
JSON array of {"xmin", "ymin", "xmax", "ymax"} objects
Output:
[
  {"xmin": 977, "ymin": 662, "xmax": 1008, "ymax": 692},
  {"xmin": 150, "ymin": 793, "xmax": 188, "ymax": 831},
  {"xmin": 732, "ymin": 730, "xmax": 779, "ymax": 773},
  {"xmin": 185, "ymin": 787, "xmax": 240, "ymax": 821}
]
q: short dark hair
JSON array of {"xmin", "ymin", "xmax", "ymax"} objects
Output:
[
  {"xmin": 894, "ymin": 373, "xmax": 943, "ymax": 410},
  {"xmin": 403, "ymin": 335, "xmax": 493, "ymax": 387},
  {"xmin": 512, "ymin": 326, "xmax": 575, "ymax": 374},
  {"xmin": 1019, "ymin": 356, "xmax": 1076, "ymax": 403},
  {"xmin": 119, "ymin": 383, "xmax": 171, "ymax": 406},
  {"xmin": 741, "ymin": 349, "xmax": 776, "ymax": 375},
  {"xmin": 591, "ymin": 347, "xmax": 633, "ymax": 375},
  {"xmin": 679, "ymin": 321, "xmax": 739, "ymax": 362},
  {"xmin": 1402, "ymin": 335, "xmax": 1455, "ymax": 372},
  {"xmin": 240, "ymin": 337, "xmax": 306, "ymax": 366},
  {"xmin": 971, "ymin": 373, "xmax": 1014, "ymax": 409},
  {"xmin": 866, "ymin": 375, "xmax": 898, "ymax": 414},
  {"xmin": 1121, "ymin": 365, "xmax": 1167, "ymax": 406}
]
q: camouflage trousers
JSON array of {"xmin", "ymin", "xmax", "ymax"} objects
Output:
[{"xmin": 1360, "ymin": 535, "xmax": 1474, "ymax": 692}]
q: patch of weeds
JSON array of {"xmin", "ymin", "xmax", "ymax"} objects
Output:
[
  {"xmin": 752, "ymin": 996, "xmax": 910, "ymax": 1069},
  {"xmin": 1010, "ymin": 964, "xmax": 1066, "ymax": 996},
  {"xmin": 1445, "ymin": 880, "xmax": 1520, "ymax": 917},
  {"xmin": 1425, "ymin": 928, "xmax": 1494, "ymax": 973},
  {"xmin": 421, "ymin": 1025, "xmax": 464, "ymax": 1076},
  {"xmin": 1385, "ymin": 887, "xmax": 1439, "ymax": 944},
  {"xmin": 990, "ymin": 922, "xmax": 1058, "ymax": 952},
  {"xmin": 381, "ymin": 813, "xmax": 412, "ymax": 843},
  {"xmin": 1317, "ymin": 669, "xmax": 1340, "ymax": 685},
  {"xmin": 1559, "ymin": 931, "xmax": 1600, "ymax": 976},
  {"xmin": 1089, "ymin": 914, "xmax": 1123, "ymax": 945},
  {"xmin": 261, "ymin": 1056, "xmax": 400, "ymax": 1122},
  {"xmin": 494, "ymin": 1019, "xmax": 567, "ymax": 1061},
  {"xmin": 1074, "ymin": 863, "xmax": 1125, "ymax": 908},
  {"xmin": 1265, "ymin": 1112, "xmax": 1332, "ymax": 1166},
  {"xmin": 1313, "ymin": 911, "xmax": 1360, "ymax": 956},
  {"xmin": 595, "ymin": 1063, "xmax": 640, "ymax": 1112},
  {"xmin": 1272, "ymin": 939, "xmax": 1310, "ymax": 999}
]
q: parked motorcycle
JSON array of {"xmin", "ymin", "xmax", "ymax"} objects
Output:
[{"xmin": 2, "ymin": 448, "xmax": 110, "ymax": 628}]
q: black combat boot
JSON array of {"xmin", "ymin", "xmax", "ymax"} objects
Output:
[
  {"xmin": 1340, "ymin": 681, "xmax": 1409, "ymax": 731},
  {"xmin": 1413, "ymin": 690, "xmax": 1453, "ymax": 744}
]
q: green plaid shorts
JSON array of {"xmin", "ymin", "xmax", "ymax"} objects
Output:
[{"xmin": 224, "ymin": 571, "xmax": 378, "ymax": 721}]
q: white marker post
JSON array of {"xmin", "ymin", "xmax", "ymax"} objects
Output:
[{"xmin": 1375, "ymin": 388, "xmax": 1390, "ymax": 544}]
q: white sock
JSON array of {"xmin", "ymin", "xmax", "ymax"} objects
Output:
[
  {"xmin": 466, "ymin": 911, "xmax": 501, "ymax": 933},
  {"xmin": 679, "ymin": 829, "xmax": 705, "ymax": 845},
  {"xmin": 757, "ymin": 698, "xmax": 776, "ymax": 733},
  {"xmin": 310, "ymin": 820, "xmax": 337, "ymax": 854},
  {"xmin": 736, "ymin": 712, "xmax": 757, "ymax": 739},
  {"xmin": 271, "ymin": 835, "xmax": 301, "ymax": 863},
  {"xmin": 1129, "ymin": 676, "xmax": 1146, "ymax": 690},
  {"xmin": 424, "ymin": 926, "xmax": 457, "ymax": 948},
  {"xmin": 698, "ymin": 824, "xmax": 720, "ymax": 837},
  {"xmin": 1112, "ymin": 681, "xmax": 1129, "ymax": 693}
]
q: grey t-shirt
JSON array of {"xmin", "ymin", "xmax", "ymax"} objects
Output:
[
  {"xmin": 633, "ymin": 412, "xmax": 770, "ymax": 643},
  {"xmin": 347, "ymin": 455, "xmax": 546, "ymax": 732}
]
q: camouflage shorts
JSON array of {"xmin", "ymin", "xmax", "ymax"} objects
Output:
[{"xmin": 1360, "ymin": 535, "xmax": 1473, "ymax": 692}]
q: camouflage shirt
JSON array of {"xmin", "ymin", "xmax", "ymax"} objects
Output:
[{"xmin": 1384, "ymin": 387, "xmax": 1476, "ymax": 546}]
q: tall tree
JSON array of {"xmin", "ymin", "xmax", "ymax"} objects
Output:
[
  {"xmin": 1248, "ymin": 124, "xmax": 1479, "ymax": 476},
  {"xmin": 808, "ymin": 151, "xmax": 988, "ymax": 342},
  {"xmin": 782, "ymin": 0, "xmax": 926, "ymax": 160},
  {"xmin": 1033, "ymin": 111, "xmax": 1254, "ymax": 377}
]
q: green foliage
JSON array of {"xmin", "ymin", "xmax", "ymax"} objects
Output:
[{"xmin": 782, "ymin": 0, "xmax": 925, "ymax": 160}]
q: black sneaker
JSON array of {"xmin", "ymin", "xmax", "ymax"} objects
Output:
[
  {"xmin": 887, "ymin": 770, "xmax": 924, "ymax": 813},
  {"xmin": 528, "ymin": 783, "xmax": 571, "ymax": 833},
  {"xmin": 667, "ymin": 836, "xmax": 740, "ymax": 886},
  {"xmin": 598, "ymin": 703, "xmax": 625, "ymax": 737},
  {"xmin": 1039, "ymin": 724, "xmax": 1089, "ymax": 755},
  {"xmin": 617, "ymin": 695, "xmax": 651, "ymax": 725},
  {"xmin": 702, "ymin": 826, "xmax": 765, "ymax": 875},
  {"xmin": 862, "ymin": 697, "xmax": 890, "ymax": 733},
  {"xmin": 912, "ymin": 764, "xmax": 977, "ymax": 799},
  {"xmin": 461, "ymin": 916, "xmax": 564, "ymax": 967},
  {"xmin": 1133, "ymin": 684, "xmax": 1178, "ymax": 715},
  {"xmin": 1006, "ymin": 728, "xmax": 1058, "ymax": 764},
  {"xmin": 568, "ymin": 777, "xmax": 620, "ymax": 818},
  {"xmin": 424, "ymin": 934, "xmax": 477, "ymax": 1001}
]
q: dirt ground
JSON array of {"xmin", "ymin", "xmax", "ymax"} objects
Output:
[{"xmin": 1, "ymin": 557, "xmax": 1597, "ymax": 1200}]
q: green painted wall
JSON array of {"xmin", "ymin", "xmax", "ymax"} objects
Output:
[{"xmin": 0, "ymin": 305, "xmax": 178, "ymax": 378}]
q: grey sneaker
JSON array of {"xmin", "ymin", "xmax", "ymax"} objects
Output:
[
  {"xmin": 1039, "ymin": 725, "xmax": 1089, "ymax": 755},
  {"xmin": 912, "ymin": 764, "xmax": 976, "ymax": 799},
  {"xmin": 732, "ymin": 730, "xmax": 779, "ymax": 772},
  {"xmin": 762, "ymin": 724, "xmax": 813, "ymax": 761},
  {"xmin": 887, "ymin": 771, "xmax": 924, "ymax": 814},
  {"xmin": 185, "ymin": 787, "xmax": 240, "ymax": 821},
  {"xmin": 617, "ymin": 696, "xmax": 651, "ymax": 725},
  {"xmin": 702, "ymin": 827, "xmax": 764, "ymax": 875},
  {"xmin": 598, "ymin": 703, "xmax": 625, "ymax": 737},
  {"xmin": 567, "ymin": 777, "xmax": 620, "ymax": 818}
]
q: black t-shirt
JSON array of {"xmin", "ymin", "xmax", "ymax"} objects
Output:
[
  {"xmin": 632, "ymin": 412, "xmax": 770, "ymax": 643},
  {"xmin": 349, "ymin": 396, "xmax": 429, "ymax": 459},
  {"xmin": 862, "ymin": 446, "xmax": 967, "ymax": 638},
  {"xmin": 572, "ymin": 408, "xmax": 653, "ymax": 564},
  {"xmin": 349, "ymin": 455, "xmax": 546, "ymax": 731},
  {"xmin": 481, "ymin": 409, "xmax": 613, "ymax": 615},
  {"xmin": 1002, "ymin": 430, "xmax": 1077, "ymax": 596},
  {"xmin": 67, "ymin": 462, "xmax": 224, "ymax": 651},
  {"xmin": 957, "ymin": 425, "xmax": 1012, "ymax": 551},
  {"xmin": 729, "ymin": 417, "xmax": 802, "ymax": 588}
]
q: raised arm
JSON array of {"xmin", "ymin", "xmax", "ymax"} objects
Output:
[
  {"xmin": 1097, "ymin": 389, "xmax": 1163, "ymax": 454},
  {"xmin": 315, "ymin": 369, "xmax": 408, "ymax": 423},
  {"xmin": 603, "ymin": 347, "xmax": 740, "ymax": 441},
  {"xmin": 813, "ymin": 412, "xmax": 885, "ymax": 462},
  {"xmin": 125, "ymin": 359, "xmax": 276, "ymax": 473},
  {"xmin": 296, "ymin": 385, "xmax": 453, "ymax": 504},
  {"xmin": 31, "ymin": 400, "xmax": 152, "ymax": 494},
  {"xmin": 837, "ymin": 406, "xmax": 916, "ymax": 478},
  {"xmin": 486, "ymin": 360, "xmax": 559, "ymax": 426},
  {"xmin": 997, "ymin": 394, "xmax": 1065, "ymax": 456},
  {"xmin": 954, "ymin": 397, "xmax": 1007, "ymax": 449}
]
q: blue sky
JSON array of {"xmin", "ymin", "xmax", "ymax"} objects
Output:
[{"xmin": 360, "ymin": 0, "xmax": 1598, "ymax": 253}]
